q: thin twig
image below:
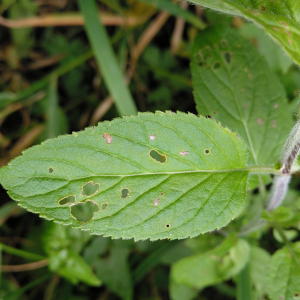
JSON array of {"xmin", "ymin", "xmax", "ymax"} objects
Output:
[
  {"xmin": 170, "ymin": 1, "xmax": 188, "ymax": 54},
  {"xmin": 1, "ymin": 259, "xmax": 49, "ymax": 272},
  {"xmin": 90, "ymin": 96, "xmax": 114, "ymax": 125},
  {"xmin": 0, "ymin": 12, "xmax": 143, "ymax": 28},
  {"xmin": 127, "ymin": 11, "xmax": 170, "ymax": 82}
]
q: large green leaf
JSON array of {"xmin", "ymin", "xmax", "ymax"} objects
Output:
[
  {"xmin": 267, "ymin": 242, "xmax": 300, "ymax": 300},
  {"xmin": 188, "ymin": 0, "xmax": 300, "ymax": 66},
  {"xmin": 191, "ymin": 27, "xmax": 292, "ymax": 169},
  {"xmin": 171, "ymin": 235, "xmax": 250, "ymax": 289},
  {"xmin": 0, "ymin": 112, "xmax": 249, "ymax": 240}
]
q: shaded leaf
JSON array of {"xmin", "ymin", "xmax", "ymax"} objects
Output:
[
  {"xmin": 191, "ymin": 27, "xmax": 292, "ymax": 167},
  {"xmin": 171, "ymin": 235, "xmax": 250, "ymax": 290},
  {"xmin": 188, "ymin": 0, "xmax": 300, "ymax": 66},
  {"xmin": 267, "ymin": 242, "xmax": 300, "ymax": 300},
  {"xmin": 0, "ymin": 112, "xmax": 248, "ymax": 240}
]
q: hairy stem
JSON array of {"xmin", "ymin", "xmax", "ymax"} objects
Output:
[{"xmin": 267, "ymin": 120, "xmax": 300, "ymax": 211}]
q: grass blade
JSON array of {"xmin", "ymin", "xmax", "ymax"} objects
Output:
[
  {"xmin": 138, "ymin": 0, "xmax": 206, "ymax": 30},
  {"xmin": 79, "ymin": 0, "xmax": 138, "ymax": 116}
]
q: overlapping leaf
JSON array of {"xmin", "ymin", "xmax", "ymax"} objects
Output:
[
  {"xmin": 0, "ymin": 112, "xmax": 248, "ymax": 240},
  {"xmin": 171, "ymin": 235, "xmax": 250, "ymax": 289},
  {"xmin": 188, "ymin": 0, "xmax": 300, "ymax": 66},
  {"xmin": 267, "ymin": 242, "xmax": 300, "ymax": 300},
  {"xmin": 191, "ymin": 27, "xmax": 292, "ymax": 189}
]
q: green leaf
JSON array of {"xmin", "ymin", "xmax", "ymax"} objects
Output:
[
  {"xmin": 249, "ymin": 246, "xmax": 270, "ymax": 298},
  {"xmin": 94, "ymin": 240, "xmax": 133, "ymax": 300},
  {"xmin": 42, "ymin": 222, "xmax": 100, "ymax": 286},
  {"xmin": 191, "ymin": 27, "xmax": 292, "ymax": 170},
  {"xmin": 267, "ymin": 242, "xmax": 300, "ymax": 300},
  {"xmin": 239, "ymin": 23, "xmax": 293, "ymax": 74},
  {"xmin": 171, "ymin": 235, "xmax": 250, "ymax": 290},
  {"xmin": 0, "ymin": 112, "xmax": 249, "ymax": 240},
  {"xmin": 188, "ymin": 0, "xmax": 300, "ymax": 66}
]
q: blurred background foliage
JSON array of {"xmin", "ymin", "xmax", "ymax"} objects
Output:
[{"xmin": 0, "ymin": 0, "xmax": 300, "ymax": 299}]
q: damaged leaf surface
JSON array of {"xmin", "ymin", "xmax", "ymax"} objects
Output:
[{"xmin": 0, "ymin": 112, "xmax": 248, "ymax": 240}]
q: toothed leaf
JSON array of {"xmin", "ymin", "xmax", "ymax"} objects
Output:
[{"xmin": 0, "ymin": 112, "xmax": 248, "ymax": 241}]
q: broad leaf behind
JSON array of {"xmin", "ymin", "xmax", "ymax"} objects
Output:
[
  {"xmin": 188, "ymin": 0, "xmax": 300, "ymax": 66},
  {"xmin": 0, "ymin": 112, "xmax": 248, "ymax": 240}
]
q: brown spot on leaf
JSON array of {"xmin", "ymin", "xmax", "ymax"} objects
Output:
[
  {"xmin": 280, "ymin": 21, "xmax": 288, "ymax": 27},
  {"xmin": 285, "ymin": 29, "xmax": 291, "ymax": 36},
  {"xmin": 272, "ymin": 120, "xmax": 276, "ymax": 128},
  {"xmin": 273, "ymin": 27, "xmax": 279, "ymax": 31},
  {"xmin": 274, "ymin": 103, "xmax": 279, "ymax": 108},
  {"xmin": 257, "ymin": 118, "xmax": 264, "ymax": 125},
  {"xmin": 243, "ymin": 103, "xmax": 247, "ymax": 109},
  {"xmin": 288, "ymin": 39, "xmax": 292, "ymax": 44},
  {"xmin": 259, "ymin": 5, "xmax": 265, "ymax": 11},
  {"xmin": 103, "ymin": 133, "xmax": 112, "ymax": 144}
]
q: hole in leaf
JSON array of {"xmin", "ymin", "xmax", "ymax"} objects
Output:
[
  {"xmin": 213, "ymin": 62, "xmax": 221, "ymax": 69},
  {"xmin": 198, "ymin": 61, "xmax": 204, "ymax": 67},
  {"xmin": 121, "ymin": 188, "xmax": 130, "ymax": 198},
  {"xmin": 149, "ymin": 135, "xmax": 156, "ymax": 141},
  {"xmin": 71, "ymin": 200, "xmax": 99, "ymax": 222},
  {"xmin": 82, "ymin": 182, "xmax": 100, "ymax": 196},
  {"xmin": 154, "ymin": 198, "xmax": 159, "ymax": 206},
  {"xmin": 166, "ymin": 224, "xmax": 170, "ymax": 228},
  {"xmin": 205, "ymin": 149, "xmax": 210, "ymax": 155},
  {"xmin": 206, "ymin": 115, "xmax": 211, "ymax": 119},
  {"xmin": 59, "ymin": 195, "xmax": 76, "ymax": 205},
  {"xmin": 221, "ymin": 40, "xmax": 227, "ymax": 48},
  {"xmin": 103, "ymin": 133, "xmax": 112, "ymax": 144},
  {"xmin": 259, "ymin": 5, "xmax": 265, "ymax": 11},
  {"xmin": 295, "ymin": 292, "xmax": 300, "ymax": 298},
  {"xmin": 101, "ymin": 203, "xmax": 108, "ymax": 210},
  {"xmin": 150, "ymin": 150, "xmax": 166, "ymax": 163},
  {"xmin": 48, "ymin": 168, "xmax": 54, "ymax": 174},
  {"xmin": 224, "ymin": 52, "xmax": 231, "ymax": 64}
]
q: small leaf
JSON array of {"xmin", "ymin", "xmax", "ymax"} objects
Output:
[
  {"xmin": 267, "ymin": 242, "xmax": 300, "ymax": 300},
  {"xmin": 0, "ymin": 112, "xmax": 248, "ymax": 240},
  {"xmin": 171, "ymin": 235, "xmax": 250, "ymax": 289},
  {"xmin": 188, "ymin": 0, "xmax": 300, "ymax": 66},
  {"xmin": 249, "ymin": 246, "xmax": 270, "ymax": 297}
]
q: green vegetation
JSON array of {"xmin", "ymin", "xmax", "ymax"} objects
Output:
[{"xmin": 1, "ymin": 0, "xmax": 300, "ymax": 299}]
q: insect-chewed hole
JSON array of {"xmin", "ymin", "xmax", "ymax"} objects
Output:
[
  {"xmin": 82, "ymin": 181, "xmax": 100, "ymax": 196},
  {"xmin": 166, "ymin": 224, "xmax": 170, "ymax": 228},
  {"xmin": 59, "ymin": 195, "xmax": 76, "ymax": 205},
  {"xmin": 150, "ymin": 150, "xmax": 166, "ymax": 163},
  {"xmin": 101, "ymin": 203, "xmax": 108, "ymax": 210},
  {"xmin": 224, "ymin": 52, "xmax": 231, "ymax": 64},
  {"xmin": 48, "ymin": 168, "xmax": 54, "ymax": 174},
  {"xmin": 121, "ymin": 188, "xmax": 130, "ymax": 198},
  {"xmin": 294, "ymin": 292, "xmax": 300, "ymax": 298},
  {"xmin": 205, "ymin": 149, "xmax": 210, "ymax": 155},
  {"xmin": 71, "ymin": 201, "xmax": 99, "ymax": 222},
  {"xmin": 213, "ymin": 62, "xmax": 221, "ymax": 69}
]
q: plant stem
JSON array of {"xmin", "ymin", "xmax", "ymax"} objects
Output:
[
  {"xmin": 267, "ymin": 120, "xmax": 300, "ymax": 210},
  {"xmin": 0, "ymin": 243, "xmax": 46, "ymax": 261}
]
